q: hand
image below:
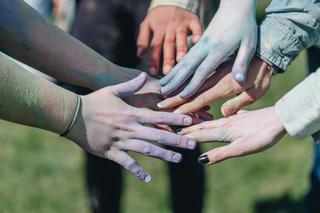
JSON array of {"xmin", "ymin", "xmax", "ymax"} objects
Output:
[
  {"xmin": 137, "ymin": 6, "xmax": 202, "ymax": 76},
  {"xmin": 179, "ymin": 107, "xmax": 287, "ymax": 165},
  {"xmin": 159, "ymin": 0, "xmax": 258, "ymax": 98},
  {"xmin": 123, "ymin": 71, "xmax": 213, "ymax": 121},
  {"xmin": 158, "ymin": 56, "xmax": 273, "ymax": 117},
  {"xmin": 66, "ymin": 73, "xmax": 197, "ymax": 183}
]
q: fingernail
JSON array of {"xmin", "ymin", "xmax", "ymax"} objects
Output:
[
  {"xmin": 187, "ymin": 140, "xmax": 197, "ymax": 149},
  {"xmin": 177, "ymin": 52, "xmax": 185, "ymax": 61},
  {"xmin": 222, "ymin": 106, "xmax": 232, "ymax": 117},
  {"xmin": 158, "ymin": 76, "xmax": 166, "ymax": 85},
  {"xmin": 137, "ymin": 46, "xmax": 143, "ymax": 56},
  {"xmin": 194, "ymin": 35, "xmax": 201, "ymax": 43},
  {"xmin": 198, "ymin": 155, "xmax": 210, "ymax": 165},
  {"xmin": 157, "ymin": 100, "xmax": 167, "ymax": 108},
  {"xmin": 235, "ymin": 73, "xmax": 245, "ymax": 84},
  {"xmin": 163, "ymin": 65, "xmax": 172, "ymax": 74},
  {"xmin": 138, "ymin": 73, "xmax": 145, "ymax": 81},
  {"xmin": 143, "ymin": 175, "xmax": 152, "ymax": 183},
  {"xmin": 149, "ymin": 67, "xmax": 157, "ymax": 76},
  {"xmin": 183, "ymin": 117, "xmax": 192, "ymax": 125},
  {"xmin": 172, "ymin": 153, "xmax": 182, "ymax": 162}
]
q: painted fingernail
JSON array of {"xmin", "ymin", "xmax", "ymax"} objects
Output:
[
  {"xmin": 177, "ymin": 52, "xmax": 185, "ymax": 61},
  {"xmin": 137, "ymin": 46, "xmax": 143, "ymax": 56},
  {"xmin": 222, "ymin": 106, "xmax": 232, "ymax": 117},
  {"xmin": 198, "ymin": 155, "xmax": 210, "ymax": 165},
  {"xmin": 163, "ymin": 65, "xmax": 172, "ymax": 74},
  {"xmin": 183, "ymin": 117, "xmax": 192, "ymax": 125},
  {"xmin": 235, "ymin": 73, "xmax": 245, "ymax": 84},
  {"xmin": 187, "ymin": 140, "xmax": 197, "ymax": 149},
  {"xmin": 143, "ymin": 175, "xmax": 152, "ymax": 183},
  {"xmin": 149, "ymin": 67, "xmax": 157, "ymax": 76},
  {"xmin": 172, "ymin": 153, "xmax": 182, "ymax": 162},
  {"xmin": 158, "ymin": 76, "xmax": 166, "ymax": 85}
]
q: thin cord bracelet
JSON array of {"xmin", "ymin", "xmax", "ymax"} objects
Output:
[{"xmin": 60, "ymin": 95, "xmax": 81, "ymax": 137}]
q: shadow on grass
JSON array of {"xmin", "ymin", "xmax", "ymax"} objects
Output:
[{"xmin": 254, "ymin": 194, "xmax": 305, "ymax": 213}]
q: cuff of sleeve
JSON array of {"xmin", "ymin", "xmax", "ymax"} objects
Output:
[
  {"xmin": 257, "ymin": 16, "xmax": 305, "ymax": 72},
  {"xmin": 275, "ymin": 70, "xmax": 320, "ymax": 140},
  {"xmin": 148, "ymin": 0, "xmax": 200, "ymax": 14}
]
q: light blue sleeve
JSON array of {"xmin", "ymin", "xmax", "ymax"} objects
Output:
[{"xmin": 257, "ymin": 0, "xmax": 320, "ymax": 72}]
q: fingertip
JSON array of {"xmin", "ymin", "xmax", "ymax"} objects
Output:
[
  {"xmin": 193, "ymin": 34, "xmax": 201, "ymax": 43},
  {"xmin": 143, "ymin": 174, "xmax": 152, "ymax": 183},
  {"xmin": 233, "ymin": 72, "xmax": 246, "ymax": 84},
  {"xmin": 148, "ymin": 67, "xmax": 158, "ymax": 76},
  {"xmin": 221, "ymin": 105, "xmax": 232, "ymax": 117},
  {"xmin": 163, "ymin": 64, "xmax": 173, "ymax": 75},
  {"xmin": 176, "ymin": 51, "xmax": 186, "ymax": 62},
  {"xmin": 137, "ymin": 46, "xmax": 145, "ymax": 57}
]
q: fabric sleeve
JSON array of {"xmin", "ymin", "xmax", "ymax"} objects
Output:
[
  {"xmin": 148, "ymin": 0, "xmax": 200, "ymax": 14},
  {"xmin": 256, "ymin": 0, "xmax": 320, "ymax": 73},
  {"xmin": 275, "ymin": 68, "xmax": 320, "ymax": 140}
]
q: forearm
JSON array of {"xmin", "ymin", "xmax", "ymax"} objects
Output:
[
  {"xmin": 257, "ymin": 0, "xmax": 320, "ymax": 72},
  {"xmin": 0, "ymin": 0, "xmax": 140, "ymax": 91},
  {"xmin": 0, "ymin": 53, "xmax": 77, "ymax": 135}
]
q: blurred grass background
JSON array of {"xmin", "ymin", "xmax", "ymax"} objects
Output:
[{"xmin": 0, "ymin": 1, "xmax": 315, "ymax": 212}]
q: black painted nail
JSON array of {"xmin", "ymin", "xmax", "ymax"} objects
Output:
[{"xmin": 198, "ymin": 155, "xmax": 210, "ymax": 165}]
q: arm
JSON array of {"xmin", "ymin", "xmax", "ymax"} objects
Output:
[
  {"xmin": 179, "ymin": 69, "xmax": 320, "ymax": 165},
  {"xmin": 0, "ymin": 0, "xmax": 139, "ymax": 91},
  {"xmin": 159, "ymin": 0, "xmax": 258, "ymax": 98},
  {"xmin": 137, "ymin": 0, "xmax": 202, "ymax": 76},
  {"xmin": 0, "ymin": 53, "xmax": 198, "ymax": 182}
]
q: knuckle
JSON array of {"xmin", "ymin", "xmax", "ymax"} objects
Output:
[
  {"xmin": 214, "ymin": 148, "xmax": 224, "ymax": 161},
  {"xmin": 154, "ymin": 130, "xmax": 167, "ymax": 144},
  {"xmin": 177, "ymin": 26, "xmax": 188, "ymax": 34},
  {"xmin": 124, "ymin": 158, "xmax": 138, "ymax": 171},
  {"xmin": 127, "ymin": 108, "xmax": 142, "ymax": 121},
  {"xmin": 155, "ymin": 112, "xmax": 167, "ymax": 124},
  {"xmin": 142, "ymin": 143, "xmax": 154, "ymax": 155}
]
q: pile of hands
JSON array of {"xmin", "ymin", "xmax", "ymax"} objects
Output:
[{"xmin": 69, "ymin": 1, "xmax": 287, "ymax": 183}]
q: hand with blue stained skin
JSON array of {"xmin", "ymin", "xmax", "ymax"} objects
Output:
[
  {"xmin": 67, "ymin": 73, "xmax": 198, "ymax": 182},
  {"xmin": 178, "ymin": 107, "xmax": 287, "ymax": 165},
  {"xmin": 158, "ymin": 56, "xmax": 273, "ymax": 117},
  {"xmin": 159, "ymin": 0, "xmax": 258, "ymax": 98},
  {"xmin": 137, "ymin": 6, "xmax": 202, "ymax": 76},
  {"xmin": 0, "ymin": 52, "xmax": 197, "ymax": 183},
  {"xmin": 122, "ymin": 69, "xmax": 213, "ymax": 126}
]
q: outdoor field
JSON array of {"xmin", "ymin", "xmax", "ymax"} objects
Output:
[{"xmin": 0, "ymin": 1, "xmax": 315, "ymax": 213}]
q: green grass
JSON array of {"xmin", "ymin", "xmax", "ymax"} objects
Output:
[{"xmin": 1, "ymin": 2, "xmax": 315, "ymax": 212}]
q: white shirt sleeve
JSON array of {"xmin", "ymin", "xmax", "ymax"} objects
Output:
[{"xmin": 275, "ymin": 68, "xmax": 320, "ymax": 140}]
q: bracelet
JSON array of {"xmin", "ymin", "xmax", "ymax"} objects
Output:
[{"xmin": 60, "ymin": 95, "xmax": 81, "ymax": 137}]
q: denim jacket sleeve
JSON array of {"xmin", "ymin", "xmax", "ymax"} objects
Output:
[
  {"xmin": 148, "ymin": 0, "xmax": 200, "ymax": 14},
  {"xmin": 256, "ymin": 0, "xmax": 320, "ymax": 73},
  {"xmin": 275, "ymin": 68, "xmax": 320, "ymax": 141}
]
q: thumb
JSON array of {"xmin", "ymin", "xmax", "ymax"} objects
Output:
[
  {"xmin": 231, "ymin": 42, "xmax": 255, "ymax": 84},
  {"xmin": 115, "ymin": 73, "xmax": 147, "ymax": 98}
]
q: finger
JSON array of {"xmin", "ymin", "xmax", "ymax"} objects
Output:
[
  {"xmin": 221, "ymin": 87, "xmax": 260, "ymax": 117},
  {"xmin": 175, "ymin": 25, "xmax": 188, "ymax": 62},
  {"xmin": 198, "ymin": 142, "xmax": 244, "ymax": 165},
  {"xmin": 106, "ymin": 150, "xmax": 152, "ymax": 183},
  {"xmin": 137, "ymin": 109, "xmax": 192, "ymax": 126},
  {"xmin": 115, "ymin": 73, "xmax": 147, "ymax": 98},
  {"xmin": 192, "ymin": 109, "xmax": 214, "ymax": 121},
  {"xmin": 137, "ymin": 21, "xmax": 152, "ymax": 57},
  {"xmin": 162, "ymin": 28, "xmax": 176, "ymax": 75},
  {"xmin": 122, "ymin": 139, "xmax": 183, "ymax": 163},
  {"xmin": 159, "ymin": 54, "xmax": 205, "ymax": 96},
  {"xmin": 157, "ymin": 95, "xmax": 187, "ymax": 109},
  {"xmin": 179, "ymin": 52, "xmax": 227, "ymax": 99},
  {"xmin": 148, "ymin": 32, "xmax": 165, "ymax": 76},
  {"xmin": 135, "ymin": 126, "xmax": 197, "ymax": 150},
  {"xmin": 231, "ymin": 41, "xmax": 256, "ymax": 83},
  {"xmin": 190, "ymin": 20, "xmax": 202, "ymax": 44}
]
